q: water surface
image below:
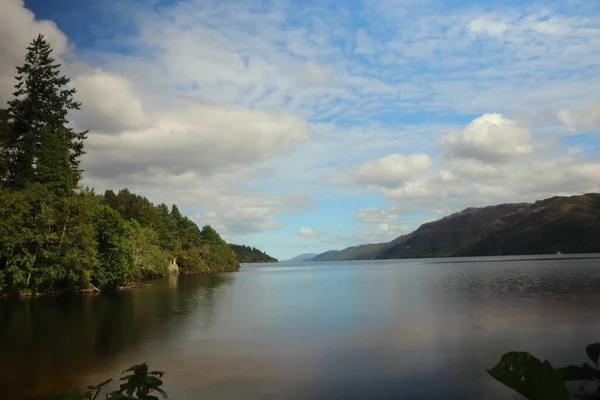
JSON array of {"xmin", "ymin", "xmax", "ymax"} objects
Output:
[{"xmin": 2, "ymin": 255, "xmax": 600, "ymax": 399}]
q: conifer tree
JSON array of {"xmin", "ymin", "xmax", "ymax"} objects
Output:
[
  {"xmin": 5, "ymin": 34, "xmax": 87, "ymax": 191},
  {"xmin": 0, "ymin": 109, "xmax": 9, "ymax": 188}
]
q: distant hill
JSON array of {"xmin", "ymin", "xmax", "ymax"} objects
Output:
[
  {"xmin": 282, "ymin": 253, "xmax": 318, "ymax": 262},
  {"xmin": 311, "ymin": 193, "xmax": 600, "ymax": 261},
  {"xmin": 229, "ymin": 244, "xmax": 278, "ymax": 263}
]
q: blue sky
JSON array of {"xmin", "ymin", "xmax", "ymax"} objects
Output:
[{"xmin": 2, "ymin": 0, "xmax": 600, "ymax": 259}]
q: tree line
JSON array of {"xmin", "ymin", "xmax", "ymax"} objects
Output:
[
  {"xmin": 229, "ymin": 244, "xmax": 278, "ymax": 263},
  {"xmin": 0, "ymin": 35, "xmax": 238, "ymax": 295}
]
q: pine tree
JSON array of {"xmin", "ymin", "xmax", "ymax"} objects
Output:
[
  {"xmin": 170, "ymin": 204, "xmax": 182, "ymax": 221},
  {"xmin": 5, "ymin": 34, "xmax": 87, "ymax": 191},
  {"xmin": 0, "ymin": 109, "xmax": 10, "ymax": 188},
  {"xmin": 36, "ymin": 126, "xmax": 73, "ymax": 195}
]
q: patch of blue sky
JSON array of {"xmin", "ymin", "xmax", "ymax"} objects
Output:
[{"xmin": 563, "ymin": 134, "xmax": 600, "ymax": 158}]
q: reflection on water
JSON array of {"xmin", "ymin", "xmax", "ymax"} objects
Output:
[
  {"xmin": 0, "ymin": 274, "xmax": 232, "ymax": 399},
  {"xmin": 2, "ymin": 256, "xmax": 600, "ymax": 399}
]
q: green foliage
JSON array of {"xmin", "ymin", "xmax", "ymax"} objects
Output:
[
  {"xmin": 199, "ymin": 225, "xmax": 238, "ymax": 271},
  {"xmin": 0, "ymin": 36, "xmax": 239, "ymax": 296},
  {"xmin": 103, "ymin": 190, "xmax": 163, "ymax": 232},
  {"xmin": 94, "ymin": 207, "xmax": 135, "ymax": 291},
  {"xmin": 5, "ymin": 34, "xmax": 86, "ymax": 190},
  {"xmin": 0, "ymin": 184, "xmax": 56, "ymax": 292},
  {"xmin": 52, "ymin": 363, "xmax": 167, "ymax": 400},
  {"xmin": 129, "ymin": 221, "xmax": 170, "ymax": 277},
  {"xmin": 489, "ymin": 343, "xmax": 600, "ymax": 400},
  {"xmin": 0, "ymin": 186, "xmax": 102, "ymax": 293},
  {"xmin": 229, "ymin": 244, "xmax": 278, "ymax": 263},
  {"xmin": 56, "ymin": 190, "xmax": 101, "ymax": 291},
  {"xmin": 102, "ymin": 190, "xmax": 239, "ymax": 275},
  {"xmin": 36, "ymin": 126, "xmax": 77, "ymax": 196},
  {"xmin": 0, "ymin": 182, "xmax": 237, "ymax": 294},
  {"xmin": 0, "ymin": 109, "xmax": 10, "ymax": 188},
  {"xmin": 174, "ymin": 226, "xmax": 239, "ymax": 273}
]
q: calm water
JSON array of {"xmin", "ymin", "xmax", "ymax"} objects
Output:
[{"xmin": 3, "ymin": 255, "xmax": 600, "ymax": 399}]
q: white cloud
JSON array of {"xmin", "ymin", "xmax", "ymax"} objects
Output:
[
  {"xmin": 355, "ymin": 207, "xmax": 421, "ymax": 227},
  {"xmin": 355, "ymin": 29, "xmax": 376, "ymax": 54},
  {"xmin": 382, "ymin": 180, "xmax": 443, "ymax": 201},
  {"xmin": 82, "ymin": 97, "xmax": 311, "ymax": 181},
  {"xmin": 556, "ymin": 100, "xmax": 600, "ymax": 132},
  {"xmin": 371, "ymin": 6, "xmax": 600, "ymax": 114},
  {"xmin": 468, "ymin": 17, "xmax": 510, "ymax": 37},
  {"xmin": 468, "ymin": 13, "xmax": 579, "ymax": 40},
  {"xmin": 299, "ymin": 227, "xmax": 318, "ymax": 238},
  {"xmin": 345, "ymin": 207, "xmax": 427, "ymax": 245},
  {"xmin": 438, "ymin": 169, "xmax": 458, "ymax": 182},
  {"xmin": 0, "ymin": 0, "xmax": 69, "ymax": 105},
  {"xmin": 381, "ymin": 155, "xmax": 600, "ymax": 211},
  {"xmin": 324, "ymin": 222, "xmax": 412, "ymax": 247},
  {"xmin": 303, "ymin": 61, "xmax": 333, "ymax": 85},
  {"xmin": 336, "ymin": 109, "xmax": 600, "ymax": 224},
  {"xmin": 444, "ymin": 159, "xmax": 502, "ymax": 180},
  {"xmin": 355, "ymin": 207, "xmax": 399, "ymax": 224},
  {"xmin": 194, "ymin": 193, "xmax": 316, "ymax": 237},
  {"xmin": 439, "ymin": 113, "xmax": 533, "ymax": 163},
  {"xmin": 338, "ymin": 153, "xmax": 433, "ymax": 189},
  {"xmin": 72, "ymin": 68, "xmax": 147, "ymax": 133}
]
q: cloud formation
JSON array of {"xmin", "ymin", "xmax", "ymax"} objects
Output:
[
  {"xmin": 83, "ymin": 99, "xmax": 311, "ymax": 181},
  {"xmin": 0, "ymin": 0, "xmax": 68, "ymax": 105},
  {"xmin": 72, "ymin": 69, "xmax": 147, "ymax": 133},
  {"xmin": 299, "ymin": 227, "xmax": 318, "ymax": 238},
  {"xmin": 3, "ymin": 0, "xmax": 600, "ymax": 258},
  {"xmin": 336, "ymin": 111, "xmax": 600, "ymax": 219},
  {"xmin": 439, "ymin": 113, "xmax": 533, "ymax": 164},
  {"xmin": 195, "ymin": 193, "xmax": 316, "ymax": 237},
  {"xmin": 337, "ymin": 153, "xmax": 433, "ymax": 189},
  {"xmin": 556, "ymin": 101, "xmax": 600, "ymax": 132}
]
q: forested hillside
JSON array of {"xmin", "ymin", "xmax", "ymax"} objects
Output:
[
  {"xmin": 229, "ymin": 244, "xmax": 278, "ymax": 263},
  {"xmin": 282, "ymin": 253, "xmax": 318, "ymax": 262},
  {"xmin": 0, "ymin": 35, "xmax": 238, "ymax": 296},
  {"xmin": 312, "ymin": 194, "xmax": 600, "ymax": 261}
]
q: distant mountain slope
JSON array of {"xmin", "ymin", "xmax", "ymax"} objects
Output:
[
  {"xmin": 282, "ymin": 253, "xmax": 318, "ymax": 262},
  {"xmin": 311, "ymin": 193, "xmax": 600, "ymax": 261},
  {"xmin": 229, "ymin": 244, "xmax": 278, "ymax": 263}
]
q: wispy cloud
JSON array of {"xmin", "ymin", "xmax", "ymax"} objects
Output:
[
  {"xmin": 299, "ymin": 227, "xmax": 319, "ymax": 238},
  {"xmin": 3, "ymin": 0, "xmax": 600, "ymax": 258}
]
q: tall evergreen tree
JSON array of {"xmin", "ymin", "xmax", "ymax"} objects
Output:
[
  {"xmin": 0, "ymin": 109, "xmax": 10, "ymax": 188},
  {"xmin": 37, "ymin": 126, "xmax": 73, "ymax": 195},
  {"xmin": 5, "ymin": 34, "xmax": 87, "ymax": 190}
]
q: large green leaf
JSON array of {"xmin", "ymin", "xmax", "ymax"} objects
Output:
[{"xmin": 487, "ymin": 352, "xmax": 570, "ymax": 400}]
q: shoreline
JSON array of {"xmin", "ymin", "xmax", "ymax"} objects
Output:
[{"xmin": 0, "ymin": 265, "xmax": 240, "ymax": 300}]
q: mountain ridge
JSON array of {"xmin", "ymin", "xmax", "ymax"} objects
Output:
[
  {"xmin": 282, "ymin": 253, "xmax": 319, "ymax": 263},
  {"xmin": 310, "ymin": 193, "xmax": 600, "ymax": 261}
]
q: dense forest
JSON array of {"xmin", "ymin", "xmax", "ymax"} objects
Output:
[
  {"xmin": 0, "ymin": 35, "xmax": 238, "ymax": 296},
  {"xmin": 229, "ymin": 244, "xmax": 278, "ymax": 263},
  {"xmin": 311, "ymin": 193, "xmax": 600, "ymax": 261}
]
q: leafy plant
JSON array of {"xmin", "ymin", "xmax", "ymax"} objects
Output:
[
  {"xmin": 51, "ymin": 362, "xmax": 167, "ymax": 400},
  {"xmin": 488, "ymin": 343, "xmax": 600, "ymax": 400}
]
